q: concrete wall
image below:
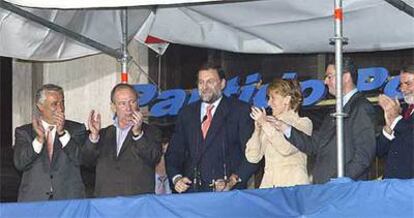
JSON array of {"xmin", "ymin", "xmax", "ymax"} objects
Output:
[
  {"xmin": 12, "ymin": 61, "xmax": 34, "ymax": 133},
  {"xmin": 12, "ymin": 41, "xmax": 149, "ymax": 143}
]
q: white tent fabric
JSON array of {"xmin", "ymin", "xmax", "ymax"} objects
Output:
[
  {"xmin": 0, "ymin": 7, "xmax": 152, "ymax": 60},
  {"xmin": 145, "ymin": 0, "xmax": 414, "ymax": 54},
  {"xmin": 0, "ymin": 0, "xmax": 413, "ymax": 61},
  {"xmin": 4, "ymin": 0, "xmax": 221, "ymax": 9}
]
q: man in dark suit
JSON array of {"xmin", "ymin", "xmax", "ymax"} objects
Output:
[
  {"xmin": 166, "ymin": 62, "xmax": 258, "ymax": 193},
  {"xmin": 83, "ymin": 83, "xmax": 162, "ymax": 197},
  {"xmin": 13, "ymin": 84, "xmax": 86, "ymax": 202},
  {"xmin": 272, "ymin": 57, "xmax": 377, "ymax": 184},
  {"xmin": 377, "ymin": 65, "xmax": 414, "ymax": 179}
]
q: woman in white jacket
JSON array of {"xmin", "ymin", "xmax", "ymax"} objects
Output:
[{"xmin": 246, "ymin": 79, "xmax": 312, "ymax": 188}]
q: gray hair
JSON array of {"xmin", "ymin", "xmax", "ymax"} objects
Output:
[{"xmin": 35, "ymin": 84, "xmax": 64, "ymax": 105}]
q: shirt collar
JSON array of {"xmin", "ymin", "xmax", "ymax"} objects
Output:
[
  {"xmin": 343, "ymin": 88, "xmax": 358, "ymax": 106},
  {"xmin": 113, "ymin": 117, "xmax": 132, "ymax": 130},
  {"xmin": 201, "ymin": 96, "xmax": 222, "ymax": 111},
  {"xmin": 41, "ymin": 120, "xmax": 56, "ymax": 130},
  {"xmin": 201, "ymin": 96, "xmax": 222, "ymax": 120}
]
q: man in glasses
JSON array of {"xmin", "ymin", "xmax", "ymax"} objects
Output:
[{"xmin": 83, "ymin": 83, "xmax": 162, "ymax": 197}]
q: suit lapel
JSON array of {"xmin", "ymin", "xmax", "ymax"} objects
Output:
[
  {"xmin": 106, "ymin": 125, "xmax": 118, "ymax": 159},
  {"xmin": 343, "ymin": 92, "xmax": 360, "ymax": 114},
  {"xmin": 192, "ymin": 102, "xmax": 204, "ymax": 159},
  {"xmin": 118, "ymin": 130, "xmax": 131, "ymax": 158}
]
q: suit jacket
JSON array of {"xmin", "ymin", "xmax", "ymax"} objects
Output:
[
  {"xmin": 13, "ymin": 120, "xmax": 86, "ymax": 202},
  {"xmin": 377, "ymin": 106, "xmax": 414, "ymax": 179},
  {"xmin": 83, "ymin": 123, "xmax": 162, "ymax": 197},
  {"xmin": 288, "ymin": 92, "xmax": 377, "ymax": 184},
  {"xmin": 166, "ymin": 96, "xmax": 258, "ymax": 192},
  {"xmin": 246, "ymin": 110, "xmax": 312, "ymax": 188}
]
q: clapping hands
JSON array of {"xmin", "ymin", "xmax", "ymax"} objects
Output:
[{"xmin": 88, "ymin": 110, "xmax": 101, "ymax": 141}]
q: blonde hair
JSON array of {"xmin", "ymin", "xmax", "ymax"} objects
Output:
[{"xmin": 267, "ymin": 79, "xmax": 303, "ymax": 112}]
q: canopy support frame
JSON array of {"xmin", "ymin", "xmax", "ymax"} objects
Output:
[{"xmin": 0, "ymin": 0, "xmax": 124, "ymax": 60}]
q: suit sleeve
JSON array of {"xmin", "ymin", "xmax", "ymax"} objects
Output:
[
  {"xmin": 376, "ymin": 132, "xmax": 392, "ymax": 158},
  {"xmin": 288, "ymin": 124, "xmax": 323, "ymax": 157},
  {"xmin": 165, "ymin": 112, "xmax": 187, "ymax": 182},
  {"xmin": 263, "ymin": 118, "xmax": 312, "ymax": 157},
  {"xmin": 245, "ymin": 129, "xmax": 264, "ymax": 163},
  {"xmin": 345, "ymin": 102, "xmax": 376, "ymax": 179},
  {"xmin": 61, "ymin": 123, "xmax": 87, "ymax": 166},
  {"xmin": 234, "ymin": 104, "xmax": 259, "ymax": 183},
  {"xmin": 13, "ymin": 127, "xmax": 40, "ymax": 171},
  {"xmin": 81, "ymin": 131, "xmax": 101, "ymax": 168},
  {"xmin": 394, "ymin": 116, "xmax": 414, "ymax": 137},
  {"xmin": 132, "ymin": 125, "xmax": 162, "ymax": 166}
]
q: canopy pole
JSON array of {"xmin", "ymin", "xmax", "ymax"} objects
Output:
[
  {"xmin": 333, "ymin": 0, "xmax": 345, "ymax": 178},
  {"xmin": 121, "ymin": 9, "xmax": 129, "ymax": 83},
  {"xmin": 158, "ymin": 55, "xmax": 162, "ymax": 90}
]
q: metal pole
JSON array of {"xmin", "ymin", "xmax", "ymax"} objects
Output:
[
  {"xmin": 158, "ymin": 55, "xmax": 162, "ymax": 90},
  {"xmin": 333, "ymin": 0, "xmax": 345, "ymax": 178},
  {"xmin": 121, "ymin": 9, "xmax": 128, "ymax": 83}
]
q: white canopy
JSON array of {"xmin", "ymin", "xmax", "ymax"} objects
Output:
[
  {"xmin": 0, "ymin": 0, "xmax": 413, "ymax": 61},
  {"xmin": 4, "ymin": 0, "xmax": 221, "ymax": 8}
]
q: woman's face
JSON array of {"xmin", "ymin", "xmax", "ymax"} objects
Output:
[{"xmin": 267, "ymin": 91, "xmax": 290, "ymax": 116}]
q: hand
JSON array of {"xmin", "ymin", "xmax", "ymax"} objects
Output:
[
  {"xmin": 174, "ymin": 177, "xmax": 192, "ymax": 193},
  {"xmin": 53, "ymin": 110, "xmax": 65, "ymax": 135},
  {"xmin": 224, "ymin": 174, "xmax": 240, "ymax": 191},
  {"xmin": 213, "ymin": 179, "xmax": 227, "ymax": 192},
  {"xmin": 378, "ymin": 94, "xmax": 401, "ymax": 126},
  {"xmin": 88, "ymin": 110, "xmax": 101, "ymax": 140},
  {"xmin": 32, "ymin": 116, "xmax": 46, "ymax": 144},
  {"xmin": 266, "ymin": 116, "xmax": 290, "ymax": 132},
  {"xmin": 131, "ymin": 110, "xmax": 144, "ymax": 136},
  {"xmin": 250, "ymin": 107, "xmax": 267, "ymax": 126}
]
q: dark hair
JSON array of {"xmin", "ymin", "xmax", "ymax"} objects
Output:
[
  {"xmin": 35, "ymin": 84, "xmax": 64, "ymax": 105},
  {"xmin": 110, "ymin": 83, "xmax": 138, "ymax": 103},
  {"xmin": 267, "ymin": 79, "xmax": 303, "ymax": 112},
  {"xmin": 197, "ymin": 61, "xmax": 226, "ymax": 80},
  {"xmin": 401, "ymin": 65, "xmax": 414, "ymax": 74},
  {"xmin": 327, "ymin": 56, "xmax": 357, "ymax": 85}
]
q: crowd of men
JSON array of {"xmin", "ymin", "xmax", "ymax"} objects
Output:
[{"xmin": 12, "ymin": 58, "xmax": 414, "ymax": 202}]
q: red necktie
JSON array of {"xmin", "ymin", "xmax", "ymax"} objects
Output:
[
  {"xmin": 201, "ymin": 105, "xmax": 214, "ymax": 139},
  {"xmin": 403, "ymin": 104, "xmax": 414, "ymax": 120},
  {"xmin": 46, "ymin": 126, "xmax": 54, "ymax": 162}
]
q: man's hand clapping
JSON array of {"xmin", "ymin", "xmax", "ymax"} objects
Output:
[{"xmin": 88, "ymin": 110, "xmax": 101, "ymax": 141}]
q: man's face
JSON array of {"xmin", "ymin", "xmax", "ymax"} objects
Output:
[
  {"xmin": 324, "ymin": 64, "xmax": 337, "ymax": 96},
  {"xmin": 37, "ymin": 91, "xmax": 64, "ymax": 124},
  {"xmin": 197, "ymin": 69, "xmax": 225, "ymax": 103},
  {"xmin": 400, "ymin": 72, "xmax": 414, "ymax": 104},
  {"xmin": 112, "ymin": 88, "xmax": 139, "ymax": 124}
]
